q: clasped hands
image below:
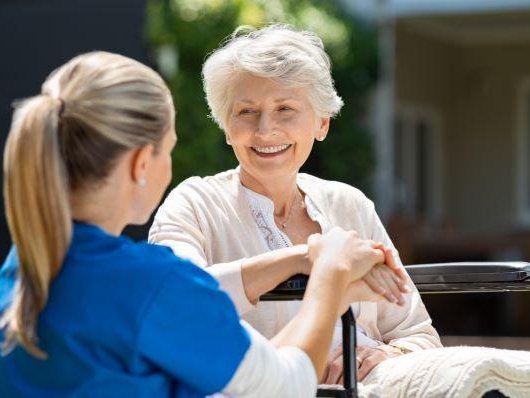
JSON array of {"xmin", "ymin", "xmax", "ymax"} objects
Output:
[
  {"xmin": 306, "ymin": 227, "xmax": 411, "ymax": 311},
  {"xmin": 306, "ymin": 227, "xmax": 412, "ymax": 383}
]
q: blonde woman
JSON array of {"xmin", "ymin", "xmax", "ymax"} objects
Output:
[
  {"xmin": 149, "ymin": 25, "xmax": 442, "ymax": 383},
  {"xmin": 0, "ymin": 51, "xmax": 407, "ymax": 397}
]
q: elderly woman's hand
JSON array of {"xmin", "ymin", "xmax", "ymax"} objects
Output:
[
  {"xmin": 322, "ymin": 344, "xmax": 408, "ymax": 384},
  {"xmin": 357, "ymin": 345, "xmax": 407, "ymax": 381},
  {"xmin": 339, "ymin": 246, "xmax": 410, "ymax": 310}
]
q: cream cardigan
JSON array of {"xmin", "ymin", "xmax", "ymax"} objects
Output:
[{"xmin": 149, "ymin": 169, "xmax": 441, "ymax": 352}]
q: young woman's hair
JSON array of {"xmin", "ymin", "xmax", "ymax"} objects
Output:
[
  {"xmin": 1, "ymin": 51, "xmax": 173, "ymax": 358},
  {"xmin": 202, "ymin": 24, "xmax": 344, "ymax": 130}
]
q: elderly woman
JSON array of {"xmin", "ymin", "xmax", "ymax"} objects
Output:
[{"xmin": 149, "ymin": 25, "xmax": 441, "ymax": 382}]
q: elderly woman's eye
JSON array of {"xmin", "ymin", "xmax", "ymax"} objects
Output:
[
  {"xmin": 238, "ymin": 108, "xmax": 255, "ymax": 115},
  {"xmin": 278, "ymin": 106, "xmax": 293, "ymax": 112}
]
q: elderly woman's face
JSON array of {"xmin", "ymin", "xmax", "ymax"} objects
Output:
[{"xmin": 226, "ymin": 73, "xmax": 329, "ymax": 184}]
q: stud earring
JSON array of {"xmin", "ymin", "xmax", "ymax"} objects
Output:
[{"xmin": 138, "ymin": 177, "xmax": 146, "ymax": 187}]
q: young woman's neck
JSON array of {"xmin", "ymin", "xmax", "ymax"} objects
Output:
[{"xmin": 70, "ymin": 173, "xmax": 130, "ymax": 236}]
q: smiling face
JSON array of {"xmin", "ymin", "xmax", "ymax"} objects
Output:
[{"xmin": 225, "ymin": 73, "xmax": 330, "ymax": 189}]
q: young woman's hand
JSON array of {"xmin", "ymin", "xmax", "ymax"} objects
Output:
[{"xmin": 307, "ymin": 227, "xmax": 384, "ymax": 283}]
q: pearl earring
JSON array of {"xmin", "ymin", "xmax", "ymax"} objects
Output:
[{"xmin": 138, "ymin": 177, "xmax": 146, "ymax": 187}]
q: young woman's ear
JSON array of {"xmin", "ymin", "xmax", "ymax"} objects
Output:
[{"xmin": 131, "ymin": 144, "xmax": 155, "ymax": 187}]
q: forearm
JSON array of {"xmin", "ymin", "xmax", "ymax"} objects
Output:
[
  {"xmin": 241, "ymin": 244, "xmax": 308, "ymax": 303},
  {"xmin": 223, "ymin": 322, "xmax": 317, "ymax": 398},
  {"xmin": 271, "ymin": 263, "xmax": 349, "ymax": 379}
]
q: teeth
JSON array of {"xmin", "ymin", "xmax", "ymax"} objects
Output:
[{"xmin": 253, "ymin": 144, "xmax": 290, "ymax": 154}]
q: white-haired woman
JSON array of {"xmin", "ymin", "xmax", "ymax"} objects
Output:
[
  {"xmin": 0, "ymin": 51, "xmax": 407, "ymax": 397},
  {"xmin": 149, "ymin": 25, "xmax": 442, "ymax": 383}
]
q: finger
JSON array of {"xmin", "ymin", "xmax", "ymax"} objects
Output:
[
  {"xmin": 362, "ymin": 272, "xmax": 386, "ymax": 296},
  {"xmin": 371, "ymin": 247, "xmax": 385, "ymax": 265},
  {"xmin": 357, "ymin": 351, "xmax": 384, "ymax": 381},
  {"xmin": 389, "ymin": 267, "xmax": 411, "ymax": 294},
  {"xmin": 371, "ymin": 241, "xmax": 384, "ymax": 250},
  {"xmin": 364, "ymin": 271, "xmax": 394, "ymax": 303},
  {"xmin": 356, "ymin": 345, "xmax": 372, "ymax": 361},
  {"xmin": 379, "ymin": 267, "xmax": 406, "ymax": 306},
  {"xmin": 373, "ymin": 265, "xmax": 402, "ymax": 303},
  {"xmin": 375, "ymin": 266, "xmax": 403, "ymax": 305},
  {"xmin": 325, "ymin": 356, "xmax": 343, "ymax": 385},
  {"xmin": 358, "ymin": 357, "xmax": 376, "ymax": 381},
  {"xmin": 384, "ymin": 248, "xmax": 408, "ymax": 280}
]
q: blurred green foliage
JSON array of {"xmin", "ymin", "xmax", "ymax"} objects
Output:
[{"xmin": 146, "ymin": 0, "xmax": 378, "ymax": 191}]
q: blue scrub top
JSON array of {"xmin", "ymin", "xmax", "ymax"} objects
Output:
[{"xmin": 0, "ymin": 222, "xmax": 250, "ymax": 398}]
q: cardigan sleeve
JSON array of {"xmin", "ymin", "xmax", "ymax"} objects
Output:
[
  {"xmin": 366, "ymin": 201, "xmax": 442, "ymax": 351},
  {"xmin": 148, "ymin": 184, "xmax": 256, "ymax": 315}
]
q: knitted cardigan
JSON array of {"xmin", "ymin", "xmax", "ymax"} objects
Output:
[{"xmin": 149, "ymin": 169, "xmax": 441, "ymax": 352}]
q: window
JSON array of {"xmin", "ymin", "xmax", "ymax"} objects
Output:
[
  {"xmin": 393, "ymin": 104, "xmax": 442, "ymax": 220},
  {"xmin": 515, "ymin": 79, "xmax": 530, "ymax": 224}
]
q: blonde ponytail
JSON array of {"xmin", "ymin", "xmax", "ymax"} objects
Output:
[
  {"xmin": 2, "ymin": 96, "xmax": 71, "ymax": 358},
  {"xmin": 1, "ymin": 51, "xmax": 173, "ymax": 358}
]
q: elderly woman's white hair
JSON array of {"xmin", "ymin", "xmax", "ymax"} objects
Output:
[{"xmin": 202, "ymin": 25, "xmax": 344, "ymax": 130}]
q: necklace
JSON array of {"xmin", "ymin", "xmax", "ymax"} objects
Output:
[{"xmin": 274, "ymin": 190, "xmax": 302, "ymax": 229}]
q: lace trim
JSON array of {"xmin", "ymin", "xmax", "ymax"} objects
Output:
[{"xmin": 250, "ymin": 208, "xmax": 286, "ymax": 250}]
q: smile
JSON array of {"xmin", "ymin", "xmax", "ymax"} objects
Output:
[{"xmin": 251, "ymin": 144, "xmax": 291, "ymax": 154}]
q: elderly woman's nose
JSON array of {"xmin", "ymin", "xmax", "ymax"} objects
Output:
[{"xmin": 256, "ymin": 113, "xmax": 275, "ymax": 134}]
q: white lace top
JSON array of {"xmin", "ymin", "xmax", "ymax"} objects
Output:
[{"xmin": 241, "ymin": 184, "xmax": 378, "ymax": 348}]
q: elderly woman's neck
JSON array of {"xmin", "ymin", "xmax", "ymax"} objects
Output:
[{"xmin": 239, "ymin": 169, "xmax": 300, "ymax": 216}]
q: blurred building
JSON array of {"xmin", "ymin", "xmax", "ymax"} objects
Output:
[
  {"xmin": 343, "ymin": 0, "xmax": 530, "ymax": 343},
  {"xmin": 349, "ymin": 0, "xmax": 530, "ymax": 264}
]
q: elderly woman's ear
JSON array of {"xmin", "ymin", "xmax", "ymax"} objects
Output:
[{"xmin": 316, "ymin": 117, "xmax": 330, "ymax": 141}]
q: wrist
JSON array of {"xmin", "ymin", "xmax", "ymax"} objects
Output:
[
  {"xmin": 309, "ymin": 259, "xmax": 350, "ymax": 294},
  {"xmin": 292, "ymin": 244, "xmax": 310, "ymax": 275}
]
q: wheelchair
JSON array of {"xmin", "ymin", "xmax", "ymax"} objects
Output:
[{"xmin": 262, "ymin": 262, "xmax": 530, "ymax": 398}]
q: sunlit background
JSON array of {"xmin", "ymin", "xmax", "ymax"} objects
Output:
[{"xmin": 2, "ymin": 0, "xmax": 530, "ymax": 350}]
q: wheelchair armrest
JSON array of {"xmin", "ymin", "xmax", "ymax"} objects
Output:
[
  {"xmin": 261, "ymin": 273, "xmax": 309, "ymax": 301},
  {"xmin": 263, "ymin": 262, "xmax": 530, "ymax": 297},
  {"xmin": 405, "ymin": 262, "xmax": 530, "ymax": 293}
]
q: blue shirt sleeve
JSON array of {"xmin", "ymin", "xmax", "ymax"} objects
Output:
[
  {"xmin": 138, "ymin": 263, "xmax": 251, "ymax": 395},
  {"xmin": 0, "ymin": 247, "xmax": 18, "ymax": 311}
]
